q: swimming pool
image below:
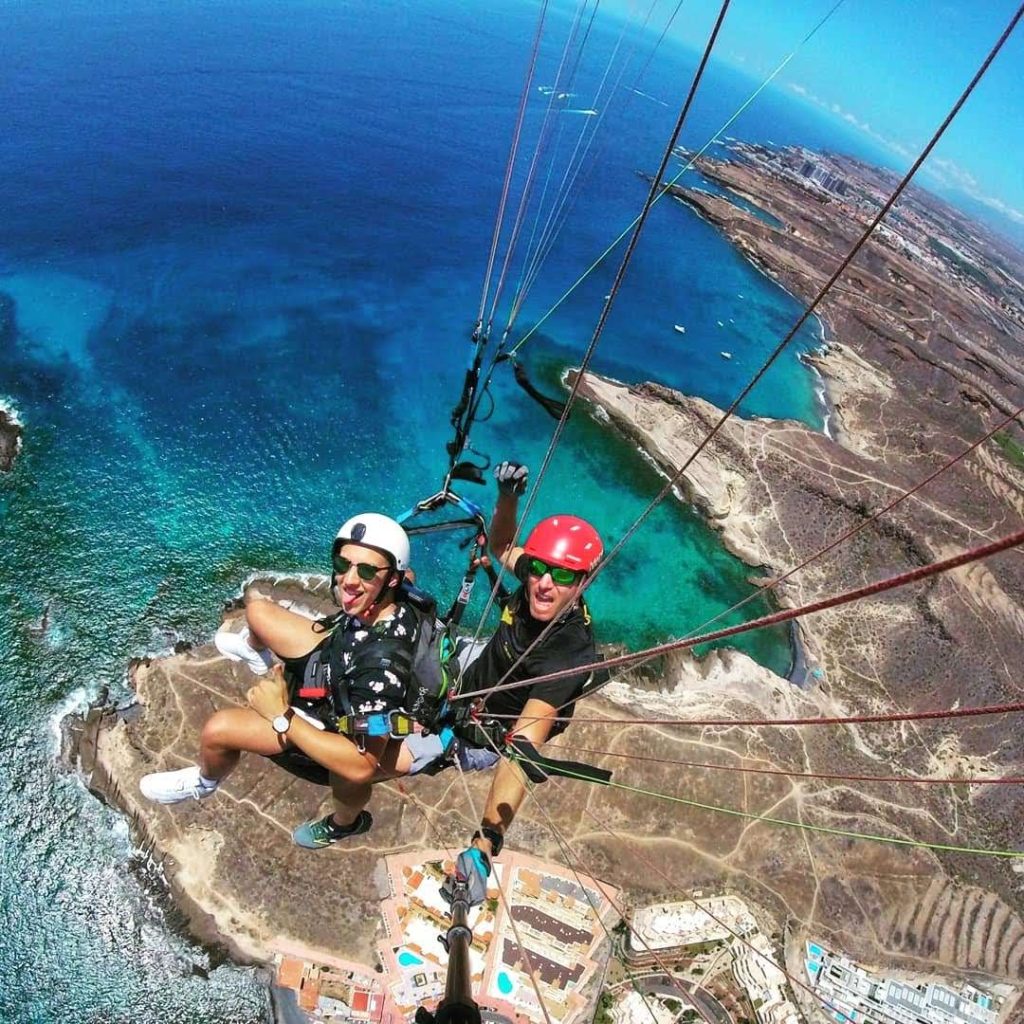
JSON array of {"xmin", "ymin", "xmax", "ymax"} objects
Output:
[
  {"xmin": 398, "ymin": 950, "xmax": 424, "ymax": 967},
  {"xmin": 808, "ymin": 943, "xmax": 824, "ymax": 958},
  {"xmin": 497, "ymin": 971, "xmax": 514, "ymax": 996}
]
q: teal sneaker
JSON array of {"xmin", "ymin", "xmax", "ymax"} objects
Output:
[{"xmin": 292, "ymin": 810, "xmax": 373, "ymax": 849}]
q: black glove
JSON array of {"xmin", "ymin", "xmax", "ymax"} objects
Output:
[
  {"xmin": 440, "ymin": 847, "xmax": 491, "ymax": 907},
  {"xmin": 494, "ymin": 461, "xmax": 529, "ymax": 496}
]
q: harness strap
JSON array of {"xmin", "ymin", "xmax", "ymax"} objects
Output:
[
  {"xmin": 335, "ymin": 710, "xmax": 418, "ymax": 739},
  {"xmin": 327, "ymin": 626, "xmax": 416, "ymax": 719},
  {"xmin": 451, "ymin": 707, "xmax": 506, "ymax": 750},
  {"xmin": 450, "ymin": 709, "xmax": 612, "ymax": 786},
  {"xmin": 507, "ymin": 737, "xmax": 612, "ymax": 786}
]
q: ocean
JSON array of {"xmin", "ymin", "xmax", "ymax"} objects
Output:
[{"xmin": 0, "ymin": 1, "xmax": 880, "ymax": 1020}]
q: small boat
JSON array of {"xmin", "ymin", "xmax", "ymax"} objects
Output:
[
  {"xmin": 673, "ymin": 324, "xmax": 686, "ymax": 334},
  {"xmin": 716, "ymin": 320, "xmax": 724, "ymax": 327},
  {"xmin": 720, "ymin": 351, "xmax": 732, "ymax": 360}
]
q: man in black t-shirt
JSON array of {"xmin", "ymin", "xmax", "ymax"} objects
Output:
[
  {"xmin": 455, "ymin": 548, "xmax": 597, "ymax": 738},
  {"xmin": 444, "ymin": 461, "xmax": 602, "ymax": 899},
  {"xmin": 398, "ymin": 460, "xmax": 603, "ymax": 903}
]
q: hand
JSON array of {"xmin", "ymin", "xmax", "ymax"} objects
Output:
[
  {"xmin": 494, "ymin": 461, "xmax": 528, "ymax": 497},
  {"xmin": 247, "ymin": 667, "xmax": 289, "ymax": 722},
  {"xmin": 440, "ymin": 847, "xmax": 491, "ymax": 907}
]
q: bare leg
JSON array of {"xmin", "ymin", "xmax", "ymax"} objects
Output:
[
  {"xmin": 328, "ymin": 738, "xmax": 408, "ymax": 826},
  {"xmin": 329, "ymin": 775, "xmax": 372, "ymax": 827},
  {"xmin": 199, "ymin": 706, "xmax": 286, "ymax": 780},
  {"xmin": 244, "ymin": 598, "xmax": 323, "ymax": 660}
]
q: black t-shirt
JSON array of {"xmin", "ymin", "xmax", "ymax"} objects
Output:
[{"xmin": 458, "ymin": 555, "xmax": 597, "ymax": 735}]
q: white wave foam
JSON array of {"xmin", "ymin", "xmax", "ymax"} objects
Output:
[
  {"xmin": 0, "ymin": 396, "xmax": 24, "ymax": 427},
  {"xmin": 48, "ymin": 685, "xmax": 94, "ymax": 755}
]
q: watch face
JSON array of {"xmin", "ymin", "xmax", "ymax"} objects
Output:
[{"xmin": 272, "ymin": 714, "xmax": 290, "ymax": 734}]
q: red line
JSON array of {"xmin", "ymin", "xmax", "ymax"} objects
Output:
[
  {"xmin": 456, "ymin": 524, "xmax": 1024, "ymax": 701},
  {"xmin": 484, "ymin": 697, "xmax": 1024, "ymax": 727},
  {"xmin": 552, "ymin": 743, "xmax": 1024, "ymax": 785}
]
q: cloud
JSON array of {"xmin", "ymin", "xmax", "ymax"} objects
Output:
[
  {"xmin": 786, "ymin": 82, "xmax": 913, "ymax": 157},
  {"xmin": 930, "ymin": 157, "xmax": 978, "ymax": 192},
  {"xmin": 976, "ymin": 195, "xmax": 1024, "ymax": 226},
  {"xmin": 785, "ymin": 83, "xmax": 1024, "ymax": 225},
  {"xmin": 926, "ymin": 157, "xmax": 1024, "ymax": 226}
]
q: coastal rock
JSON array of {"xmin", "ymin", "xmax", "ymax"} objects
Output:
[
  {"xmin": 601, "ymin": 646, "xmax": 804, "ymax": 719},
  {"xmin": 0, "ymin": 293, "xmax": 24, "ymax": 473},
  {"xmin": 81, "ymin": 580, "xmax": 496, "ymax": 965},
  {"xmin": 0, "ymin": 403, "xmax": 23, "ymax": 472}
]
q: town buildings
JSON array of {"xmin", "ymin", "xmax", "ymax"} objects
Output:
[
  {"xmin": 272, "ymin": 849, "xmax": 619, "ymax": 1024},
  {"xmin": 804, "ymin": 942, "xmax": 1002, "ymax": 1024}
]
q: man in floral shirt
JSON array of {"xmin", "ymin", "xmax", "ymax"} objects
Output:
[{"xmin": 139, "ymin": 513, "xmax": 418, "ymax": 848}]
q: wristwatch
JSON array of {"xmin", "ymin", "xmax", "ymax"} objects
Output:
[{"xmin": 272, "ymin": 709, "xmax": 294, "ymax": 735}]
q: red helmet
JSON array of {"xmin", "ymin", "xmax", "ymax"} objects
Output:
[{"xmin": 523, "ymin": 515, "xmax": 603, "ymax": 573}]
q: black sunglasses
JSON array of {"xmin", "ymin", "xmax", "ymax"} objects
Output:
[
  {"xmin": 332, "ymin": 553, "xmax": 391, "ymax": 582},
  {"xmin": 527, "ymin": 557, "xmax": 582, "ymax": 586}
]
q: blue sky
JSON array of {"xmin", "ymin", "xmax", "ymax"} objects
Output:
[{"xmin": 601, "ymin": 0, "xmax": 1024, "ymax": 232}]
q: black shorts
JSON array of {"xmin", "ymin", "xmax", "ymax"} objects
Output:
[{"xmin": 266, "ymin": 748, "xmax": 331, "ymax": 787}]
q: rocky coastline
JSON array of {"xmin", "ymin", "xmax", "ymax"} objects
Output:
[
  {"xmin": 70, "ymin": 145, "xmax": 1024, "ymax": 997},
  {"xmin": 574, "ymin": 362, "xmax": 1024, "ymax": 979},
  {"xmin": 0, "ymin": 401, "xmax": 23, "ymax": 472}
]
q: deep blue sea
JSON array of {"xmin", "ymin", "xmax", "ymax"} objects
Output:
[{"xmin": 0, "ymin": 2, "xmax": 885, "ymax": 1020}]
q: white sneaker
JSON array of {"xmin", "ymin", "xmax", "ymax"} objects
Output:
[
  {"xmin": 140, "ymin": 765, "xmax": 219, "ymax": 805},
  {"xmin": 214, "ymin": 626, "xmax": 273, "ymax": 675}
]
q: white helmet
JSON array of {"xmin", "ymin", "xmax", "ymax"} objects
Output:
[{"xmin": 334, "ymin": 513, "xmax": 410, "ymax": 571}]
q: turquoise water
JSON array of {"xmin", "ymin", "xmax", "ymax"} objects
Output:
[
  {"xmin": 0, "ymin": 1, "xmax": 879, "ymax": 1020},
  {"xmin": 497, "ymin": 971, "xmax": 515, "ymax": 996},
  {"xmin": 398, "ymin": 951, "xmax": 424, "ymax": 968}
]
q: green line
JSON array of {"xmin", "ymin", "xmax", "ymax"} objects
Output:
[
  {"xmin": 507, "ymin": 4, "xmax": 841, "ymax": 356},
  {"xmin": 509, "ymin": 752, "xmax": 1024, "ymax": 859}
]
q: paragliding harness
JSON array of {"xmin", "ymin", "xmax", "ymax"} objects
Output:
[
  {"xmin": 448, "ymin": 671, "xmax": 614, "ymax": 787},
  {"xmin": 297, "ymin": 582, "xmax": 458, "ymax": 748},
  {"xmin": 276, "ymin": 480, "xmax": 611, "ymax": 785},
  {"xmin": 288, "ymin": 494, "xmax": 500, "ymax": 744}
]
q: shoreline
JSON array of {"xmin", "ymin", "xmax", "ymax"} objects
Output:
[
  {"xmin": 568, "ymin": 366, "xmax": 801, "ymax": 680},
  {"xmin": 0, "ymin": 396, "xmax": 24, "ymax": 472},
  {"xmin": 668, "ymin": 177, "xmax": 835, "ymax": 437}
]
